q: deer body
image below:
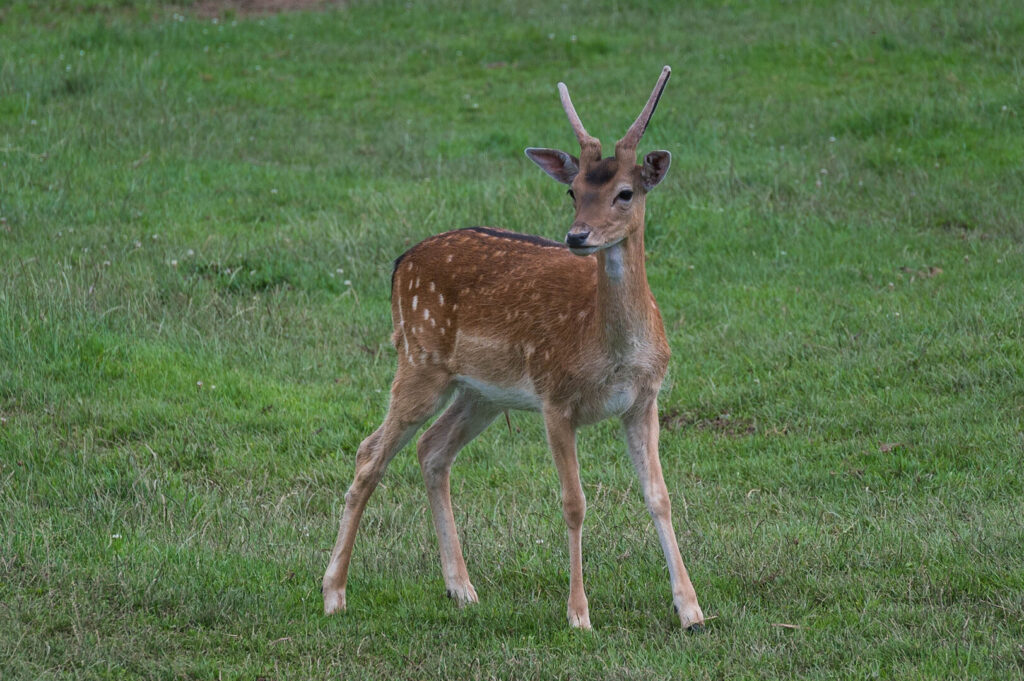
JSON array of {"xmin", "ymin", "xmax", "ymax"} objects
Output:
[
  {"xmin": 322, "ymin": 67, "xmax": 705, "ymax": 630},
  {"xmin": 392, "ymin": 227, "xmax": 667, "ymax": 425}
]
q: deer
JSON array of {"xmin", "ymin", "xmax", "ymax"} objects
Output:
[{"xmin": 321, "ymin": 66, "xmax": 705, "ymax": 631}]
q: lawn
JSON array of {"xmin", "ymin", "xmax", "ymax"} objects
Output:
[{"xmin": 1, "ymin": 0, "xmax": 1023, "ymax": 678}]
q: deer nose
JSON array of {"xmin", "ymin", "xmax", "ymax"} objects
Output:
[{"xmin": 566, "ymin": 231, "xmax": 591, "ymax": 249}]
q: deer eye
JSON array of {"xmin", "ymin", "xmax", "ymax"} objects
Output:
[
  {"xmin": 616, "ymin": 189, "xmax": 634, "ymax": 202},
  {"xmin": 567, "ymin": 189, "xmax": 576, "ymax": 201}
]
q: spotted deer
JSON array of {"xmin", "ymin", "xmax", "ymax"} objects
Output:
[{"xmin": 322, "ymin": 66, "xmax": 705, "ymax": 630}]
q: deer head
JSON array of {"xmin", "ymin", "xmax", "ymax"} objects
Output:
[{"xmin": 525, "ymin": 66, "xmax": 672, "ymax": 255}]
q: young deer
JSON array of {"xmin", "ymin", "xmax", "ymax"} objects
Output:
[{"xmin": 322, "ymin": 66, "xmax": 705, "ymax": 630}]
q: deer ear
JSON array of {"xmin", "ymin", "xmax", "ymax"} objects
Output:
[
  {"xmin": 641, "ymin": 150, "xmax": 671, "ymax": 191},
  {"xmin": 525, "ymin": 148, "xmax": 579, "ymax": 185}
]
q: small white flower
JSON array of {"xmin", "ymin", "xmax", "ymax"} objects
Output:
[
  {"xmin": 170, "ymin": 259, "xmax": 178, "ymax": 267},
  {"xmin": 187, "ymin": 249, "xmax": 195, "ymax": 256},
  {"xmin": 111, "ymin": 533, "xmax": 122, "ymax": 539},
  {"xmin": 270, "ymin": 188, "xmax": 278, "ymax": 194},
  {"xmin": 197, "ymin": 381, "xmax": 203, "ymax": 388},
  {"xmin": 829, "ymin": 136, "xmax": 836, "ymax": 142},
  {"xmin": 344, "ymin": 279, "xmax": 352, "ymax": 286}
]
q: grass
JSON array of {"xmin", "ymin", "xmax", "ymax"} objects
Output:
[{"xmin": 2, "ymin": 0, "xmax": 1023, "ymax": 678}]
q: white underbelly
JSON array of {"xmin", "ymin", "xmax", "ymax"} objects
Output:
[{"xmin": 455, "ymin": 375, "xmax": 542, "ymax": 411}]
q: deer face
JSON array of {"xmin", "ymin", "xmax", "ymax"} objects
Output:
[
  {"xmin": 525, "ymin": 149, "xmax": 671, "ymax": 255},
  {"xmin": 524, "ymin": 66, "xmax": 673, "ymax": 256}
]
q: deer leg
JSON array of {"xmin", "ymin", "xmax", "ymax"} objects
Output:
[
  {"xmin": 416, "ymin": 391, "xmax": 499, "ymax": 606},
  {"xmin": 543, "ymin": 407, "xmax": 590, "ymax": 629},
  {"xmin": 322, "ymin": 368, "xmax": 452, "ymax": 615},
  {"xmin": 622, "ymin": 398, "xmax": 705, "ymax": 630}
]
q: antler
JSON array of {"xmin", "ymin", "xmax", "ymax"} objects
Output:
[
  {"xmin": 558, "ymin": 81, "xmax": 602, "ymax": 164},
  {"xmin": 615, "ymin": 65, "xmax": 672, "ymax": 162}
]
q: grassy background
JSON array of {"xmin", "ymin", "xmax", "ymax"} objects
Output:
[{"xmin": 2, "ymin": 0, "xmax": 1023, "ymax": 678}]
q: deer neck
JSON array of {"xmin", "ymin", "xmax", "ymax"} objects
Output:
[{"xmin": 594, "ymin": 221, "xmax": 657, "ymax": 361}]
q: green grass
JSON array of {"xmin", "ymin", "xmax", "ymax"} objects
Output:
[{"xmin": 2, "ymin": 0, "xmax": 1023, "ymax": 678}]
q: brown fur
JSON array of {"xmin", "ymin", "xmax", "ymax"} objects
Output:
[{"xmin": 322, "ymin": 66, "xmax": 705, "ymax": 631}]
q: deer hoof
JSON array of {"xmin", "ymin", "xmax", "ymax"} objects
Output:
[
  {"xmin": 445, "ymin": 582, "xmax": 479, "ymax": 607},
  {"xmin": 322, "ymin": 587, "xmax": 346, "ymax": 615},
  {"xmin": 568, "ymin": 612, "xmax": 592, "ymax": 630},
  {"xmin": 673, "ymin": 598, "xmax": 704, "ymax": 630}
]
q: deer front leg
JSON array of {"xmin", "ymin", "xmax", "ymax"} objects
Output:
[
  {"xmin": 543, "ymin": 406, "xmax": 591, "ymax": 629},
  {"xmin": 622, "ymin": 398, "xmax": 705, "ymax": 630}
]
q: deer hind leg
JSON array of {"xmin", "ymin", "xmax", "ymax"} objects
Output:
[
  {"xmin": 416, "ymin": 390, "xmax": 500, "ymax": 606},
  {"xmin": 543, "ymin": 406, "xmax": 591, "ymax": 629},
  {"xmin": 322, "ymin": 366, "xmax": 452, "ymax": 615},
  {"xmin": 623, "ymin": 398, "xmax": 705, "ymax": 630}
]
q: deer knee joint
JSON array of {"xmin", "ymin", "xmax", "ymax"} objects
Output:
[
  {"xmin": 562, "ymin": 495, "xmax": 586, "ymax": 530},
  {"xmin": 646, "ymin": 489, "xmax": 671, "ymax": 519}
]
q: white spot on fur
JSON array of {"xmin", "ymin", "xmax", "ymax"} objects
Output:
[
  {"xmin": 446, "ymin": 254, "xmax": 453, "ymax": 263},
  {"xmin": 412, "ymin": 295, "xmax": 418, "ymax": 311},
  {"xmin": 429, "ymin": 317, "xmax": 436, "ymax": 327},
  {"xmin": 438, "ymin": 293, "xmax": 445, "ymax": 306},
  {"xmin": 423, "ymin": 308, "xmax": 430, "ymax": 321},
  {"xmin": 415, "ymin": 277, "xmax": 421, "ymax": 288},
  {"xmin": 429, "ymin": 281, "xmax": 435, "ymax": 292}
]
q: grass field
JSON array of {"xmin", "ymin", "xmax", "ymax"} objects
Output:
[{"xmin": 2, "ymin": 0, "xmax": 1023, "ymax": 678}]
